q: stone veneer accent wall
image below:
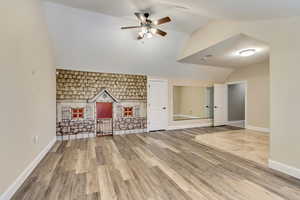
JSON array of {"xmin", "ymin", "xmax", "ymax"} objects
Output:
[
  {"xmin": 57, "ymin": 120, "xmax": 95, "ymax": 136},
  {"xmin": 56, "ymin": 69, "xmax": 147, "ymax": 136},
  {"xmin": 56, "ymin": 69, "xmax": 147, "ymax": 101}
]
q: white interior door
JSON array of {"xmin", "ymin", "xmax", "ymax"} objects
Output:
[
  {"xmin": 214, "ymin": 84, "xmax": 228, "ymax": 126},
  {"xmin": 148, "ymin": 79, "xmax": 168, "ymax": 131}
]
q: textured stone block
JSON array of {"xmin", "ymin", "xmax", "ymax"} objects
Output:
[{"xmin": 56, "ymin": 69, "xmax": 147, "ymax": 101}]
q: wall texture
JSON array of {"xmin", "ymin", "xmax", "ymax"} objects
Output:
[
  {"xmin": 0, "ymin": 0, "xmax": 56, "ymax": 196},
  {"xmin": 227, "ymin": 62, "xmax": 269, "ymax": 128},
  {"xmin": 57, "ymin": 69, "xmax": 147, "ymax": 100},
  {"xmin": 228, "ymin": 84, "xmax": 245, "ymax": 121}
]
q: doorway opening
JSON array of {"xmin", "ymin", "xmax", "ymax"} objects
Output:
[
  {"xmin": 96, "ymin": 102, "xmax": 113, "ymax": 136},
  {"xmin": 227, "ymin": 82, "xmax": 246, "ymax": 128}
]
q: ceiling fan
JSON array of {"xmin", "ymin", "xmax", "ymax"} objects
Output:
[{"xmin": 121, "ymin": 13, "xmax": 171, "ymax": 40}]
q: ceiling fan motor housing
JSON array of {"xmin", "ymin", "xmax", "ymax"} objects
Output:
[{"xmin": 144, "ymin": 13, "xmax": 150, "ymax": 18}]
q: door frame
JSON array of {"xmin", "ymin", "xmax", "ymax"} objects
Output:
[
  {"xmin": 95, "ymin": 102, "xmax": 114, "ymax": 136},
  {"xmin": 147, "ymin": 78, "xmax": 169, "ymax": 132},
  {"xmin": 226, "ymin": 80, "xmax": 248, "ymax": 128}
]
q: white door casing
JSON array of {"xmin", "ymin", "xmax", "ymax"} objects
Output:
[
  {"xmin": 148, "ymin": 79, "xmax": 168, "ymax": 131},
  {"xmin": 214, "ymin": 84, "xmax": 228, "ymax": 126}
]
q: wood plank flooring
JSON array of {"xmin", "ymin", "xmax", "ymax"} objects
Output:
[
  {"xmin": 12, "ymin": 126, "xmax": 300, "ymax": 200},
  {"xmin": 195, "ymin": 129, "xmax": 269, "ymax": 165}
]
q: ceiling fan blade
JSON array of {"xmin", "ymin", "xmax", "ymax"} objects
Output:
[
  {"xmin": 134, "ymin": 12, "xmax": 146, "ymax": 22},
  {"xmin": 121, "ymin": 26, "xmax": 142, "ymax": 30},
  {"xmin": 154, "ymin": 17, "xmax": 171, "ymax": 25},
  {"xmin": 153, "ymin": 28, "xmax": 167, "ymax": 37}
]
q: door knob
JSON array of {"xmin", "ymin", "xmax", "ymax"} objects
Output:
[
  {"xmin": 162, "ymin": 107, "xmax": 167, "ymax": 110},
  {"xmin": 214, "ymin": 106, "xmax": 218, "ymax": 109}
]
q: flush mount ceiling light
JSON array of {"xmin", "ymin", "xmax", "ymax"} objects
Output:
[{"xmin": 239, "ymin": 49, "xmax": 256, "ymax": 57}]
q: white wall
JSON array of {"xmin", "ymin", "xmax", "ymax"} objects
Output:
[
  {"xmin": 181, "ymin": 17, "xmax": 300, "ymax": 170},
  {"xmin": 0, "ymin": 0, "xmax": 56, "ymax": 197},
  {"xmin": 43, "ymin": 2, "xmax": 232, "ymax": 82}
]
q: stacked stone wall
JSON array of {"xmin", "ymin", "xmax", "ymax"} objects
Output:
[
  {"xmin": 56, "ymin": 69, "xmax": 147, "ymax": 101},
  {"xmin": 56, "ymin": 119, "xmax": 95, "ymax": 136},
  {"xmin": 113, "ymin": 117, "xmax": 147, "ymax": 131}
]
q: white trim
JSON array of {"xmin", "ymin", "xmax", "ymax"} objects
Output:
[
  {"xmin": 57, "ymin": 133, "xmax": 96, "ymax": 141},
  {"xmin": 173, "ymin": 114, "xmax": 201, "ymax": 119},
  {"xmin": 227, "ymin": 120, "xmax": 244, "ymax": 124},
  {"xmin": 269, "ymin": 160, "xmax": 300, "ymax": 180},
  {"xmin": 0, "ymin": 137, "xmax": 57, "ymax": 200},
  {"xmin": 226, "ymin": 120, "xmax": 245, "ymax": 128},
  {"xmin": 168, "ymin": 123, "xmax": 212, "ymax": 130},
  {"xmin": 88, "ymin": 88, "xmax": 118, "ymax": 103},
  {"xmin": 246, "ymin": 125, "xmax": 270, "ymax": 133},
  {"xmin": 114, "ymin": 129, "xmax": 146, "ymax": 135},
  {"xmin": 227, "ymin": 80, "xmax": 247, "ymax": 85}
]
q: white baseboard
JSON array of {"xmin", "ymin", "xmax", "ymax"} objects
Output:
[
  {"xmin": 227, "ymin": 120, "xmax": 245, "ymax": 128},
  {"xmin": 269, "ymin": 160, "xmax": 300, "ymax": 180},
  {"xmin": 168, "ymin": 123, "xmax": 212, "ymax": 130},
  {"xmin": 0, "ymin": 137, "xmax": 57, "ymax": 200},
  {"xmin": 173, "ymin": 114, "xmax": 200, "ymax": 119},
  {"xmin": 57, "ymin": 133, "xmax": 96, "ymax": 141},
  {"xmin": 114, "ymin": 129, "xmax": 146, "ymax": 135},
  {"xmin": 246, "ymin": 125, "xmax": 270, "ymax": 133}
]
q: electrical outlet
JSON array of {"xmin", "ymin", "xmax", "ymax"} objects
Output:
[{"xmin": 33, "ymin": 136, "xmax": 39, "ymax": 144}]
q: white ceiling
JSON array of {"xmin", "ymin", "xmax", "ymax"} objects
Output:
[
  {"xmin": 179, "ymin": 34, "xmax": 270, "ymax": 68},
  {"xmin": 43, "ymin": 2, "xmax": 233, "ymax": 81},
  {"xmin": 45, "ymin": 0, "xmax": 300, "ymax": 33}
]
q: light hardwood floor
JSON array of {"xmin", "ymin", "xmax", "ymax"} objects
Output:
[
  {"xmin": 195, "ymin": 129, "xmax": 269, "ymax": 165},
  {"xmin": 12, "ymin": 126, "xmax": 300, "ymax": 200}
]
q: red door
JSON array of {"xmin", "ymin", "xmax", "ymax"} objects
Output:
[{"xmin": 96, "ymin": 102, "xmax": 113, "ymax": 119}]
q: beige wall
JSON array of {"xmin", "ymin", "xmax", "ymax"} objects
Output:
[
  {"xmin": 181, "ymin": 17, "xmax": 300, "ymax": 169},
  {"xmin": 0, "ymin": 0, "xmax": 56, "ymax": 196},
  {"xmin": 227, "ymin": 61, "xmax": 269, "ymax": 128},
  {"xmin": 173, "ymin": 86, "xmax": 181, "ymax": 114},
  {"xmin": 174, "ymin": 86, "xmax": 206, "ymax": 118},
  {"xmin": 168, "ymin": 79, "xmax": 216, "ymax": 127}
]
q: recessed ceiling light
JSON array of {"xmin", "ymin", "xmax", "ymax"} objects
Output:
[{"xmin": 239, "ymin": 49, "xmax": 256, "ymax": 57}]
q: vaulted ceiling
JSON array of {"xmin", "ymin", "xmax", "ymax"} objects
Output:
[
  {"xmin": 45, "ymin": 0, "xmax": 300, "ymax": 33},
  {"xmin": 43, "ymin": 0, "xmax": 300, "ymax": 80},
  {"xmin": 43, "ymin": 2, "xmax": 233, "ymax": 81}
]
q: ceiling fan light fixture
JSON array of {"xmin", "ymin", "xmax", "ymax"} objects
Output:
[
  {"xmin": 121, "ymin": 13, "xmax": 171, "ymax": 40},
  {"xmin": 146, "ymin": 33, "xmax": 153, "ymax": 39},
  {"xmin": 151, "ymin": 28, "xmax": 157, "ymax": 34},
  {"xmin": 141, "ymin": 27, "xmax": 148, "ymax": 34},
  {"xmin": 239, "ymin": 49, "xmax": 256, "ymax": 57},
  {"xmin": 138, "ymin": 32, "xmax": 144, "ymax": 37}
]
